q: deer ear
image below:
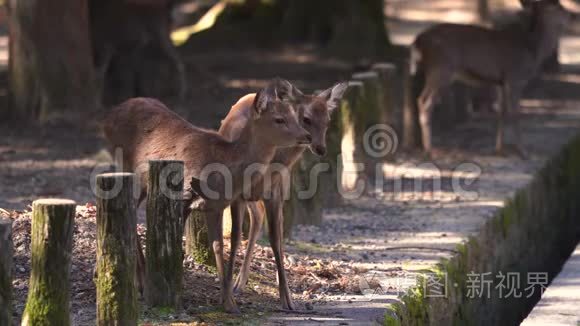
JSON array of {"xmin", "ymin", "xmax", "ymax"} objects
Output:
[
  {"xmin": 254, "ymin": 83, "xmax": 278, "ymax": 116},
  {"xmin": 318, "ymin": 82, "xmax": 348, "ymax": 114},
  {"xmin": 272, "ymin": 78, "xmax": 303, "ymax": 101},
  {"xmin": 254, "ymin": 78, "xmax": 302, "ymax": 116},
  {"xmin": 253, "ymin": 90, "xmax": 270, "ymax": 116}
]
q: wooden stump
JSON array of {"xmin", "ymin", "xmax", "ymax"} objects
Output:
[
  {"xmin": 283, "ymin": 151, "xmax": 325, "ymax": 235},
  {"xmin": 145, "ymin": 160, "xmax": 184, "ymax": 309},
  {"xmin": 352, "ymin": 71, "xmax": 388, "ymax": 183},
  {"xmin": 22, "ymin": 199, "xmax": 75, "ymax": 326},
  {"xmin": 0, "ymin": 219, "xmax": 13, "ymax": 326},
  {"xmin": 322, "ymin": 86, "xmax": 346, "ymax": 207},
  {"xmin": 372, "ymin": 62, "xmax": 401, "ymax": 135},
  {"xmin": 185, "ymin": 210, "xmax": 216, "ymax": 267},
  {"xmin": 403, "ymin": 59, "xmax": 422, "ymax": 149},
  {"xmin": 339, "ymin": 80, "xmax": 366, "ymax": 192},
  {"xmin": 95, "ymin": 173, "xmax": 138, "ymax": 326}
]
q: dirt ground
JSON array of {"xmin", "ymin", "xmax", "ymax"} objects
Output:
[{"xmin": 2, "ymin": 0, "xmax": 580, "ymax": 325}]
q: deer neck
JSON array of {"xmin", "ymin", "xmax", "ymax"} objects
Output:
[
  {"xmin": 233, "ymin": 119, "xmax": 278, "ymax": 167},
  {"xmin": 276, "ymin": 146, "xmax": 307, "ymax": 167}
]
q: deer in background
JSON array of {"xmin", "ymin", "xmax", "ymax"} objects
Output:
[
  {"xmin": 218, "ymin": 82, "xmax": 348, "ymax": 310},
  {"xmin": 103, "ymin": 78, "xmax": 310, "ymax": 313},
  {"xmin": 410, "ymin": 0, "xmax": 569, "ymax": 157}
]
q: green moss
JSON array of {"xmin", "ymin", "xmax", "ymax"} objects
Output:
[
  {"xmin": 291, "ymin": 240, "xmax": 332, "ymax": 254},
  {"xmin": 400, "ymin": 276, "xmax": 429, "ymax": 326},
  {"xmin": 185, "ymin": 211, "xmax": 216, "ymax": 267},
  {"xmin": 384, "ymin": 303, "xmax": 403, "ymax": 326},
  {"xmin": 195, "ymin": 307, "xmax": 268, "ymax": 325},
  {"xmin": 96, "ymin": 235, "xmax": 138, "ymax": 325}
]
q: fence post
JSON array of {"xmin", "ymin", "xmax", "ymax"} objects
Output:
[
  {"xmin": 184, "ymin": 210, "xmax": 215, "ymax": 266},
  {"xmin": 352, "ymin": 71, "xmax": 388, "ymax": 184},
  {"xmin": 145, "ymin": 160, "xmax": 184, "ymax": 308},
  {"xmin": 22, "ymin": 199, "xmax": 75, "ymax": 326},
  {"xmin": 96, "ymin": 173, "xmax": 138, "ymax": 326},
  {"xmin": 372, "ymin": 62, "xmax": 401, "ymax": 135},
  {"xmin": 0, "ymin": 218, "xmax": 13, "ymax": 326},
  {"xmin": 403, "ymin": 59, "xmax": 422, "ymax": 149},
  {"xmin": 339, "ymin": 80, "xmax": 366, "ymax": 192}
]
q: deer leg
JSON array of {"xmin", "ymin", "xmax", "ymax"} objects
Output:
[
  {"xmin": 264, "ymin": 192, "xmax": 295, "ymax": 310},
  {"xmin": 417, "ymin": 69, "xmax": 451, "ymax": 153},
  {"xmin": 206, "ymin": 209, "xmax": 239, "ymax": 313},
  {"xmin": 234, "ymin": 201, "xmax": 266, "ymax": 293},
  {"xmin": 227, "ymin": 200, "xmax": 245, "ymax": 296},
  {"xmin": 496, "ymin": 83, "xmax": 509, "ymax": 154},
  {"xmin": 508, "ymin": 85, "xmax": 528, "ymax": 159}
]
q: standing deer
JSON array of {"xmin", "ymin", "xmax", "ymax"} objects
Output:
[
  {"xmin": 103, "ymin": 78, "xmax": 310, "ymax": 313},
  {"xmin": 218, "ymin": 82, "xmax": 348, "ymax": 310},
  {"xmin": 410, "ymin": 0, "xmax": 569, "ymax": 157}
]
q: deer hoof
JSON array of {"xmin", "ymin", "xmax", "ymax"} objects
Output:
[
  {"xmin": 224, "ymin": 301, "xmax": 241, "ymax": 314},
  {"xmin": 233, "ymin": 277, "xmax": 247, "ymax": 294},
  {"xmin": 232, "ymin": 284, "xmax": 243, "ymax": 295},
  {"xmin": 280, "ymin": 296, "xmax": 296, "ymax": 311}
]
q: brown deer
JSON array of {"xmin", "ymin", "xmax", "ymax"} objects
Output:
[
  {"xmin": 103, "ymin": 78, "xmax": 310, "ymax": 313},
  {"xmin": 218, "ymin": 82, "xmax": 348, "ymax": 310},
  {"xmin": 410, "ymin": 0, "xmax": 569, "ymax": 157}
]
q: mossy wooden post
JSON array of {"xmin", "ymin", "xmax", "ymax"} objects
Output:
[
  {"xmin": 185, "ymin": 211, "xmax": 215, "ymax": 266},
  {"xmin": 339, "ymin": 81, "xmax": 365, "ymax": 192},
  {"xmin": 22, "ymin": 199, "xmax": 75, "ymax": 326},
  {"xmin": 403, "ymin": 59, "xmax": 423, "ymax": 149},
  {"xmin": 145, "ymin": 160, "xmax": 184, "ymax": 309},
  {"xmin": 283, "ymin": 151, "xmax": 325, "ymax": 234},
  {"xmin": 95, "ymin": 173, "xmax": 137, "ymax": 326},
  {"xmin": 352, "ymin": 71, "xmax": 386, "ymax": 184},
  {"xmin": 372, "ymin": 62, "xmax": 400, "ymax": 134},
  {"xmin": 320, "ymin": 85, "xmax": 345, "ymax": 208},
  {"xmin": 0, "ymin": 219, "xmax": 13, "ymax": 326}
]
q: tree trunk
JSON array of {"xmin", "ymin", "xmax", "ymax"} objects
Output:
[
  {"xmin": 7, "ymin": 0, "xmax": 97, "ymax": 121},
  {"xmin": 95, "ymin": 173, "xmax": 138, "ymax": 326},
  {"xmin": 22, "ymin": 199, "xmax": 75, "ymax": 326},
  {"xmin": 89, "ymin": 0, "xmax": 185, "ymax": 105},
  {"xmin": 0, "ymin": 219, "xmax": 12, "ymax": 326},
  {"xmin": 145, "ymin": 160, "xmax": 184, "ymax": 309}
]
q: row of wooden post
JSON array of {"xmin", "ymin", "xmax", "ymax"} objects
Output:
[{"xmin": 0, "ymin": 160, "xmax": 186, "ymax": 325}]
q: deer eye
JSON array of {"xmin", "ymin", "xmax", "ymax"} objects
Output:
[
  {"xmin": 303, "ymin": 117, "xmax": 312, "ymax": 126},
  {"xmin": 275, "ymin": 118, "xmax": 286, "ymax": 124}
]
